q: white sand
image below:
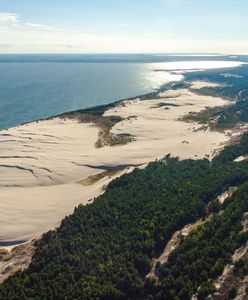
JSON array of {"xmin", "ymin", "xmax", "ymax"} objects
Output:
[
  {"xmin": 0, "ymin": 85, "xmax": 238, "ymax": 245},
  {"xmin": 190, "ymin": 81, "xmax": 223, "ymax": 89},
  {"xmin": 0, "ymin": 180, "xmax": 116, "ymax": 243},
  {"xmin": 104, "ymin": 88, "xmax": 229, "ymax": 161},
  {"xmin": 0, "ymin": 119, "xmax": 101, "ymax": 187}
]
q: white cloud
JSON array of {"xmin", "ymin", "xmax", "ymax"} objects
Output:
[
  {"xmin": 0, "ymin": 13, "xmax": 56, "ymax": 31},
  {"xmin": 0, "ymin": 11, "xmax": 247, "ymax": 54},
  {"xmin": 0, "ymin": 13, "xmax": 19, "ymax": 24},
  {"xmin": 25, "ymin": 22, "xmax": 50, "ymax": 29}
]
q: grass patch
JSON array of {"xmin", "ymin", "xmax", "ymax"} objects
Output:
[
  {"xmin": 180, "ymin": 106, "xmax": 240, "ymax": 131},
  {"xmin": 180, "ymin": 107, "xmax": 223, "ymax": 124},
  {"xmin": 77, "ymin": 169, "xmax": 123, "ymax": 186},
  {"xmin": 61, "ymin": 112, "xmax": 134, "ymax": 148}
]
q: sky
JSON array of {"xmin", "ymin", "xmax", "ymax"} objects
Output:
[{"xmin": 0, "ymin": 0, "xmax": 248, "ymax": 54}]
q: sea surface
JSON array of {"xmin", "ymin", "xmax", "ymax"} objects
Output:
[{"xmin": 0, "ymin": 54, "xmax": 246, "ymax": 129}]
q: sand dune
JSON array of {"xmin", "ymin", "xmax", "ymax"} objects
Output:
[
  {"xmin": 189, "ymin": 81, "xmax": 224, "ymax": 89},
  {"xmin": 0, "ymin": 86, "xmax": 234, "ymax": 245},
  {"xmin": 0, "ymin": 180, "xmax": 117, "ymax": 244}
]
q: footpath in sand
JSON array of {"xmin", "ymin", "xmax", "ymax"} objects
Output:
[{"xmin": 0, "ymin": 84, "xmax": 236, "ymax": 246}]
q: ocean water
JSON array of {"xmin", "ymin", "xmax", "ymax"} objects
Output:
[{"xmin": 0, "ymin": 54, "xmax": 245, "ymax": 129}]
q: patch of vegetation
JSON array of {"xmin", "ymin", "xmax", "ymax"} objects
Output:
[
  {"xmin": 227, "ymin": 287, "xmax": 237, "ymax": 299},
  {"xmin": 181, "ymin": 98, "xmax": 248, "ymax": 131},
  {"xmin": 191, "ymin": 85, "xmax": 228, "ymax": 99},
  {"xmin": 213, "ymin": 133, "xmax": 248, "ymax": 164},
  {"xmin": 62, "ymin": 112, "xmax": 134, "ymax": 148},
  {"xmin": 77, "ymin": 169, "xmax": 123, "ymax": 186},
  {"xmin": 0, "ymin": 249, "xmax": 8, "ymax": 258},
  {"xmin": 234, "ymin": 259, "xmax": 248, "ymax": 278},
  {"xmin": 63, "ymin": 102, "xmax": 119, "ymax": 117},
  {"xmin": 180, "ymin": 106, "xmax": 223, "ymax": 124},
  {"xmin": 95, "ymin": 128, "xmax": 134, "ymax": 148}
]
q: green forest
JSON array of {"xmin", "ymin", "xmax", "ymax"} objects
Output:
[{"xmin": 0, "ymin": 135, "xmax": 248, "ymax": 300}]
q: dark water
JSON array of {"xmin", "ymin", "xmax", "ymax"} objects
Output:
[{"xmin": 0, "ymin": 54, "xmax": 246, "ymax": 129}]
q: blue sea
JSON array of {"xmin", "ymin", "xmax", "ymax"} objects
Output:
[{"xmin": 0, "ymin": 54, "xmax": 246, "ymax": 129}]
